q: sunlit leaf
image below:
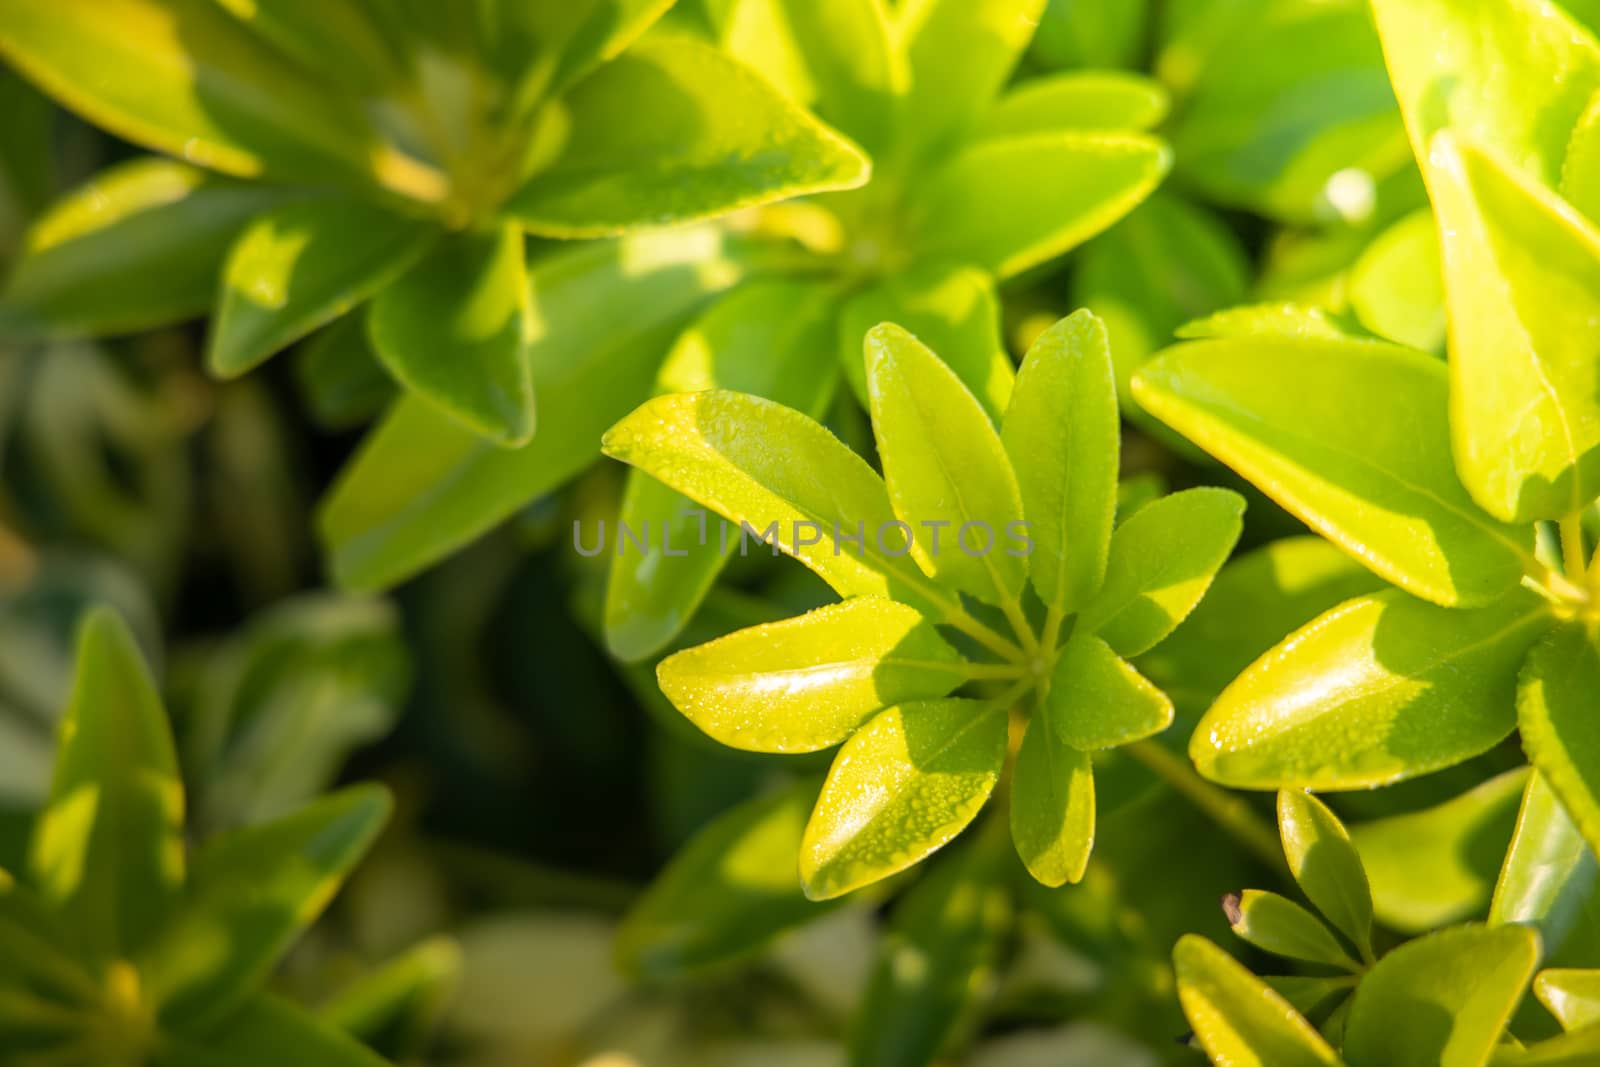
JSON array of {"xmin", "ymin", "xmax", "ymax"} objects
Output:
[
  {"xmin": 1010, "ymin": 718, "xmax": 1094, "ymax": 886},
  {"xmin": 1519, "ymin": 623, "xmax": 1600, "ymax": 860},
  {"xmin": 1223, "ymin": 889, "xmax": 1362, "ymax": 971},
  {"xmin": 983, "ymin": 71, "xmax": 1169, "ymax": 139},
  {"xmin": 1278, "ymin": 790, "xmax": 1374, "ymax": 958},
  {"xmin": 1046, "ymin": 632, "xmax": 1173, "ymax": 750},
  {"xmin": 800, "ymin": 699, "xmax": 1005, "ymax": 900},
  {"xmin": 1491, "ymin": 769, "xmax": 1598, "ymax": 964},
  {"xmin": 1173, "ymin": 934, "xmax": 1341, "ymax": 1067}
]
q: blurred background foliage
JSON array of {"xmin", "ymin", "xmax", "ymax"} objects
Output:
[{"xmin": 0, "ymin": 0, "xmax": 1571, "ymax": 1063}]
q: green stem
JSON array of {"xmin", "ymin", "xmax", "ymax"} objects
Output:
[
  {"xmin": 1560, "ymin": 514, "xmax": 1590, "ymax": 586},
  {"xmin": 963, "ymin": 662, "xmax": 1028, "ymax": 681},
  {"xmin": 1125, "ymin": 740, "xmax": 1287, "ymax": 877},
  {"xmin": 1038, "ymin": 605, "xmax": 1066, "ymax": 658},
  {"xmin": 999, "ymin": 596, "xmax": 1041, "ymax": 659},
  {"xmin": 944, "ymin": 608, "xmax": 1026, "ymax": 663}
]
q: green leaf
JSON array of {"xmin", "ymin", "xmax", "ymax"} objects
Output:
[
  {"xmin": 905, "ymin": 132, "xmax": 1170, "ymax": 280},
  {"xmin": 1427, "ymin": 133, "xmax": 1600, "ymax": 523},
  {"xmin": 1175, "ymin": 302, "xmax": 1366, "ymax": 343},
  {"xmin": 0, "ymin": 0, "xmax": 427, "ymax": 195},
  {"xmin": 1537, "ymin": 969, "xmax": 1600, "ymax": 1031},
  {"xmin": 212, "ymin": 0, "xmax": 408, "ymax": 96},
  {"xmin": 368, "ymin": 225, "xmax": 534, "ymax": 446},
  {"xmin": 508, "ymin": 36, "xmax": 869, "ymax": 236},
  {"xmin": 1491, "ymin": 769, "xmax": 1598, "ymax": 964},
  {"xmin": 699, "ymin": 0, "xmax": 904, "ymax": 151},
  {"xmin": 320, "ymin": 225, "xmax": 749, "ymax": 591},
  {"xmin": 1071, "ymin": 192, "xmax": 1251, "ymax": 405},
  {"xmin": 28, "ymin": 607, "xmax": 183, "ymax": 958},
  {"xmin": 837, "ymin": 263, "xmax": 1013, "ymax": 422},
  {"xmin": 1277, "ymin": 790, "xmax": 1373, "ymax": 958},
  {"xmin": 656, "ymin": 597, "xmax": 967, "ymax": 754},
  {"xmin": 616, "ymin": 777, "xmax": 838, "ymax": 980},
  {"xmin": 1371, "ymin": 0, "xmax": 1600, "ymax": 192},
  {"xmin": 848, "ymin": 823, "xmax": 1013, "ymax": 1067},
  {"xmin": 141, "ymin": 785, "xmax": 391, "ymax": 1029},
  {"xmin": 155, "ymin": 993, "xmax": 390, "ymax": 1067},
  {"xmin": 799, "ymin": 699, "xmax": 1005, "ymax": 900},
  {"xmin": 1010, "ymin": 717, "xmax": 1094, "ymax": 887},
  {"xmin": 1169, "ymin": 0, "xmax": 1406, "ymax": 224},
  {"xmin": 604, "ymin": 279, "xmax": 841, "ymax": 661},
  {"xmin": 294, "ymin": 315, "xmax": 396, "ymax": 430},
  {"xmin": 1562, "ymin": 93, "xmax": 1600, "ymax": 221},
  {"xmin": 983, "ymin": 71, "xmax": 1169, "ymax": 139},
  {"xmin": 894, "ymin": 0, "xmax": 1047, "ymax": 155},
  {"xmin": 318, "ymin": 937, "xmax": 461, "ymax": 1060},
  {"xmin": 1030, "ymin": 0, "xmax": 1147, "ymax": 69},
  {"xmin": 1133, "ymin": 336, "xmax": 1534, "ymax": 608},
  {"xmin": 1223, "ymin": 889, "xmax": 1363, "ymax": 971},
  {"xmin": 1344, "ymin": 923, "xmax": 1540, "ymax": 1067},
  {"xmin": 494, "ymin": 0, "xmax": 674, "ymax": 103},
  {"xmin": 1001, "ymin": 310, "xmax": 1119, "ymax": 616},
  {"xmin": 210, "ymin": 199, "xmax": 436, "ymax": 378},
  {"xmin": 1173, "ymin": 934, "xmax": 1342, "ymax": 1067},
  {"xmin": 865, "ymin": 323, "xmax": 1027, "ymax": 606},
  {"xmin": 1137, "ymin": 536, "xmax": 1387, "ymax": 720},
  {"xmin": 1492, "ymin": 1023, "xmax": 1600, "ymax": 1065},
  {"xmin": 3, "ymin": 158, "xmax": 287, "ymax": 337},
  {"xmin": 1352, "ymin": 768, "xmax": 1528, "ymax": 934},
  {"xmin": 1519, "ymin": 623, "xmax": 1600, "ymax": 861},
  {"xmin": 1077, "ymin": 487, "xmax": 1244, "ymax": 657},
  {"xmin": 1195, "ymin": 590, "xmax": 1551, "ymax": 791},
  {"xmin": 1046, "ymin": 632, "xmax": 1173, "ymax": 750},
  {"xmin": 602, "ymin": 389, "xmax": 959, "ymax": 623},
  {"xmin": 1348, "ymin": 208, "xmax": 1446, "ymax": 354}
]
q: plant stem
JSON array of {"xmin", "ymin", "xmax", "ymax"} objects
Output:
[
  {"xmin": 1560, "ymin": 514, "xmax": 1590, "ymax": 586},
  {"xmin": 944, "ymin": 608, "xmax": 1026, "ymax": 663},
  {"xmin": 1125, "ymin": 740, "xmax": 1287, "ymax": 878},
  {"xmin": 1038, "ymin": 605, "xmax": 1066, "ymax": 658},
  {"xmin": 963, "ymin": 662, "xmax": 1028, "ymax": 681},
  {"xmin": 999, "ymin": 596, "xmax": 1041, "ymax": 659}
]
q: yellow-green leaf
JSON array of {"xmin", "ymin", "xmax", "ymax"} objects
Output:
[
  {"xmin": 865, "ymin": 322, "xmax": 1026, "ymax": 606},
  {"xmin": 1537, "ymin": 969, "xmax": 1600, "ymax": 1031},
  {"xmin": 1001, "ymin": 310, "xmax": 1119, "ymax": 616},
  {"xmin": 1133, "ymin": 336, "xmax": 1533, "ymax": 607},
  {"xmin": 1519, "ymin": 623, "xmax": 1600, "ymax": 861},
  {"xmin": 1010, "ymin": 717, "xmax": 1094, "ymax": 887},
  {"xmin": 1225, "ymin": 889, "xmax": 1363, "ymax": 971},
  {"xmin": 656, "ymin": 597, "xmax": 967, "ymax": 754},
  {"xmin": 1046, "ymin": 632, "xmax": 1173, "ymax": 751},
  {"xmin": 1194, "ymin": 591, "xmax": 1551, "ymax": 790},
  {"xmin": 983, "ymin": 71, "xmax": 1169, "ymax": 139},
  {"xmin": 1173, "ymin": 934, "xmax": 1342, "ymax": 1067},
  {"xmin": 800, "ymin": 699, "xmax": 1005, "ymax": 900},
  {"xmin": 1278, "ymin": 790, "xmax": 1374, "ymax": 958}
]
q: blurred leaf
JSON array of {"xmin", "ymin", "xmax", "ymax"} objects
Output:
[
  {"xmin": 321, "ymin": 226, "xmax": 748, "ymax": 590},
  {"xmin": 1046, "ymin": 632, "xmax": 1172, "ymax": 750},
  {"xmin": 1194, "ymin": 590, "xmax": 1550, "ymax": 790},
  {"xmin": 838, "ymin": 263, "xmax": 1012, "ymax": 421},
  {"xmin": 28, "ymin": 608, "xmax": 183, "ymax": 958},
  {"xmin": 865, "ymin": 323, "xmax": 1026, "ymax": 606},
  {"xmin": 1428, "ymin": 132, "xmax": 1600, "ymax": 523},
  {"xmin": 1344, "ymin": 923, "xmax": 1540, "ymax": 1067},
  {"xmin": 1173, "ymin": 934, "xmax": 1341, "ymax": 1066},
  {"xmin": 1133, "ymin": 336, "xmax": 1534, "ymax": 607},
  {"xmin": 800, "ymin": 699, "xmax": 1005, "ymax": 900},
  {"xmin": 1520, "ymin": 624, "xmax": 1600, "ymax": 861},
  {"xmin": 156, "ymin": 993, "xmax": 390, "ymax": 1067},
  {"xmin": 894, "ymin": 0, "xmax": 1047, "ymax": 156},
  {"xmin": 142, "ymin": 785, "xmax": 391, "ymax": 1029},
  {"xmin": 1010, "ymin": 718, "xmax": 1094, "ymax": 887},
  {"xmin": 984, "ymin": 71, "xmax": 1169, "ymax": 138},
  {"xmin": 210, "ymin": 199, "xmax": 436, "ymax": 377},
  {"xmin": 1278, "ymin": 790, "xmax": 1373, "ymax": 958},
  {"xmin": 1348, "ymin": 208, "xmax": 1445, "ymax": 353},
  {"xmin": 509, "ymin": 36, "xmax": 869, "ymax": 235},
  {"xmin": 1071, "ymin": 192, "xmax": 1250, "ymax": 404},
  {"xmin": 1353, "ymin": 768, "xmax": 1527, "ymax": 933},
  {"xmin": 3, "ymin": 158, "xmax": 287, "ymax": 337},
  {"xmin": 1491, "ymin": 769, "xmax": 1598, "ymax": 964},
  {"xmin": 848, "ymin": 822, "xmax": 1013, "ymax": 1067},
  {"xmin": 604, "ymin": 278, "xmax": 841, "ymax": 661},
  {"xmin": 212, "ymin": 0, "xmax": 409, "ymax": 96},
  {"xmin": 1170, "ymin": 0, "xmax": 1406, "ymax": 224},
  {"xmin": 0, "ymin": 0, "xmax": 428, "ymax": 194},
  {"xmin": 1001, "ymin": 311, "xmax": 1118, "ymax": 616},
  {"xmin": 320, "ymin": 937, "xmax": 462, "ymax": 1061},
  {"xmin": 1030, "ymin": 0, "xmax": 1148, "ymax": 69},
  {"xmin": 905, "ymin": 132, "xmax": 1169, "ymax": 280},
  {"xmin": 293, "ymin": 315, "xmax": 397, "ymax": 429},
  {"xmin": 617, "ymin": 776, "xmax": 839, "ymax": 979},
  {"xmin": 369, "ymin": 225, "xmax": 534, "ymax": 446},
  {"xmin": 657, "ymin": 597, "xmax": 965, "ymax": 753},
  {"xmin": 1077, "ymin": 487, "xmax": 1244, "ymax": 657}
]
